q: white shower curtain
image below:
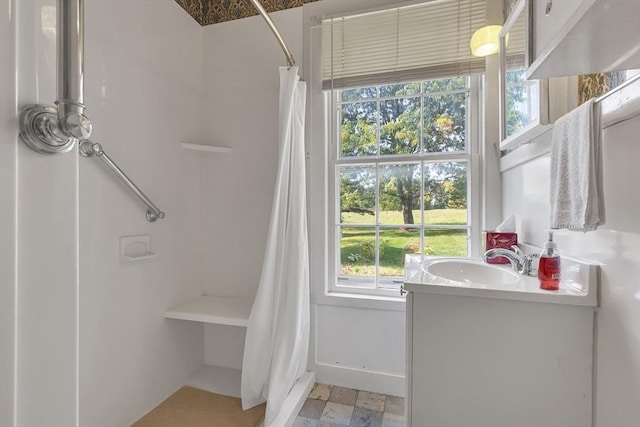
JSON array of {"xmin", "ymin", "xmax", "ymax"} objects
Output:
[{"xmin": 241, "ymin": 67, "xmax": 309, "ymax": 426}]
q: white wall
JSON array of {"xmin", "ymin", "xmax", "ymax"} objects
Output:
[
  {"xmin": 502, "ymin": 116, "xmax": 640, "ymax": 426},
  {"xmin": 0, "ymin": 0, "xmax": 206, "ymax": 426},
  {"xmin": 200, "ymin": 8, "xmax": 303, "ymax": 300},
  {"xmin": 314, "ymin": 305, "xmax": 405, "ymax": 395},
  {"xmin": 79, "ymin": 1, "xmax": 205, "ymax": 426},
  {"xmin": 0, "ymin": 1, "xmax": 17, "ymax": 425},
  {"xmin": 14, "ymin": 0, "xmax": 79, "ymax": 424},
  {"xmin": 199, "ymin": 8, "xmax": 304, "ymax": 366}
]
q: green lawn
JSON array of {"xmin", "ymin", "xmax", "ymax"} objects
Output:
[
  {"xmin": 341, "ymin": 208, "xmax": 467, "ymax": 225},
  {"xmin": 340, "ymin": 208, "xmax": 468, "ymax": 277}
]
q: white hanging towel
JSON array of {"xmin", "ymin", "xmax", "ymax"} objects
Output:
[
  {"xmin": 550, "ymin": 98, "xmax": 604, "ymax": 231},
  {"xmin": 241, "ymin": 67, "xmax": 309, "ymax": 426}
]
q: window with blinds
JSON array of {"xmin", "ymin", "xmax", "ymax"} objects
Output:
[{"xmin": 321, "ymin": 0, "xmax": 487, "ymax": 90}]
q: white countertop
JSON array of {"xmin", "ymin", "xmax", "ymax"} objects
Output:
[{"xmin": 404, "ymin": 255, "xmax": 599, "ymax": 307}]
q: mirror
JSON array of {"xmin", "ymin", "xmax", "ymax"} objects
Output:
[{"xmin": 499, "ymin": 0, "xmax": 550, "ymax": 150}]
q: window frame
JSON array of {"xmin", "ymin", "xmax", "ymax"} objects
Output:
[{"xmin": 325, "ymin": 76, "xmax": 483, "ymax": 298}]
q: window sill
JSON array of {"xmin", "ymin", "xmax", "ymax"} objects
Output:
[
  {"xmin": 311, "ymin": 290, "xmax": 406, "ymax": 312},
  {"xmin": 499, "ymin": 122, "xmax": 553, "ymax": 152}
]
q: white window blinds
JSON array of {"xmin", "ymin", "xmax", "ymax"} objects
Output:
[{"xmin": 322, "ymin": 0, "xmax": 487, "ymax": 90}]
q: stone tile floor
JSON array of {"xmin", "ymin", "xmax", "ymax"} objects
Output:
[{"xmin": 294, "ymin": 383, "xmax": 405, "ymax": 427}]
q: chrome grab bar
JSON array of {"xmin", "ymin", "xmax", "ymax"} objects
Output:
[{"xmin": 79, "ymin": 140, "xmax": 165, "ymax": 222}]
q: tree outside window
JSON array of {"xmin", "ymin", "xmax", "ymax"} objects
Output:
[{"xmin": 334, "ymin": 77, "xmax": 473, "ymax": 290}]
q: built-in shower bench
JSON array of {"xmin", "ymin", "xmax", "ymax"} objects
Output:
[
  {"xmin": 163, "ymin": 294, "xmax": 315, "ymax": 425},
  {"xmin": 164, "ymin": 295, "xmax": 252, "ymax": 326},
  {"xmin": 163, "ymin": 295, "xmax": 253, "ymax": 398}
]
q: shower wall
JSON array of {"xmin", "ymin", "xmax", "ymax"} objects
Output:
[
  {"xmin": 13, "ymin": 0, "xmax": 79, "ymax": 424},
  {"xmin": 200, "ymin": 7, "xmax": 302, "ymax": 301},
  {"xmin": 79, "ymin": 1, "xmax": 205, "ymax": 426},
  {"xmin": 0, "ymin": 1, "xmax": 17, "ymax": 425},
  {"xmin": 2, "ymin": 0, "xmax": 206, "ymax": 426},
  {"xmin": 199, "ymin": 7, "xmax": 304, "ymax": 369}
]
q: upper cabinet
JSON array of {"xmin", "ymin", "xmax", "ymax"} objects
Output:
[{"xmin": 528, "ymin": 0, "xmax": 640, "ymax": 79}]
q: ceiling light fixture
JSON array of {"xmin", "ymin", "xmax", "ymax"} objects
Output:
[{"xmin": 470, "ymin": 25, "xmax": 503, "ymax": 57}]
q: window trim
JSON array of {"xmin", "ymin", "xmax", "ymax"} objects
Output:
[{"xmin": 306, "ymin": 12, "xmax": 491, "ymax": 309}]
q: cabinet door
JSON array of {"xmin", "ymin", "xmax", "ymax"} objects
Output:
[
  {"xmin": 529, "ymin": 0, "xmax": 640, "ymax": 78},
  {"xmin": 532, "ymin": 0, "xmax": 584, "ymax": 60},
  {"xmin": 409, "ymin": 292, "xmax": 593, "ymax": 427}
]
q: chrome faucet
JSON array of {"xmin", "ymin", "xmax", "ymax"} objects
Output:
[{"xmin": 484, "ymin": 246, "xmax": 538, "ymax": 276}]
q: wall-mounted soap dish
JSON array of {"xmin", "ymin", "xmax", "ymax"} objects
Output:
[{"xmin": 120, "ymin": 235, "xmax": 156, "ymax": 263}]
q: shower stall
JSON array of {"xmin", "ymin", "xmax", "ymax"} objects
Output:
[{"xmin": 19, "ymin": 0, "xmax": 296, "ymax": 224}]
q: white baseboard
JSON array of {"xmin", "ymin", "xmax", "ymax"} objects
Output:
[{"xmin": 315, "ymin": 363, "xmax": 405, "ymax": 397}]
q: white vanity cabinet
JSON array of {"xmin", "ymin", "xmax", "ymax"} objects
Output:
[
  {"xmin": 405, "ymin": 292, "xmax": 594, "ymax": 427},
  {"xmin": 403, "ymin": 255, "xmax": 599, "ymax": 427},
  {"xmin": 528, "ymin": 0, "xmax": 640, "ymax": 79}
]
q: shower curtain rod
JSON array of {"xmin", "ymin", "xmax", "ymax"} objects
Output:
[{"xmin": 247, "ymin": 0, "xmax": 296, "ymax": 67}]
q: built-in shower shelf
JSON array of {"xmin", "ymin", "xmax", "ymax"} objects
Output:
[
  {"xmin": 164, "ymin": 295, "xmax": 252, "ymax": 327},
  {"xmin": 181, "ymin": 143, "xmax": 232, "ymax": 154}
]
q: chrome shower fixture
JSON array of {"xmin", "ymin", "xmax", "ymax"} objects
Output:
[{"xmin": 20, "ymin": 0, "xmax": 92, "ymax": 154}]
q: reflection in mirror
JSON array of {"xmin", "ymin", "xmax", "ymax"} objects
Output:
[
  {"xmin": 499, "ymin": 0, "xmax": 549, "ymax": 149},
  {"xmin": 504, "ymin": 8, "xmax": 538, "ymax": 138}
]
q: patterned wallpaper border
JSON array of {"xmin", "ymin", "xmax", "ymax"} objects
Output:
[
  {"xmin": 175, "ymin": 0, "xmax": 319, "ymax": 26},
  {"xmin": 577, "ymin": 72, "xmax": 627, "ymax": 105}
]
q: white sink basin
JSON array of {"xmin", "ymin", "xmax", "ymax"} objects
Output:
[
  {"xmin": 423, "ymin": 259, "xmax": 521, "ymax": 286},
  {"xmin": 404, "ymin": 254, "xmax": 599, "ymax": 307}
]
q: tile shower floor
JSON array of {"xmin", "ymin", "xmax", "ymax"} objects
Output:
[{"xmin": 294, "ymin": 383, "xmax": 405, "ymax": 427}]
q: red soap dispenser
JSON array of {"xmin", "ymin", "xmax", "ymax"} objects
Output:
[{"xmin": 538, "ymin": 231, "xmax": 561, "ymax": 290}]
